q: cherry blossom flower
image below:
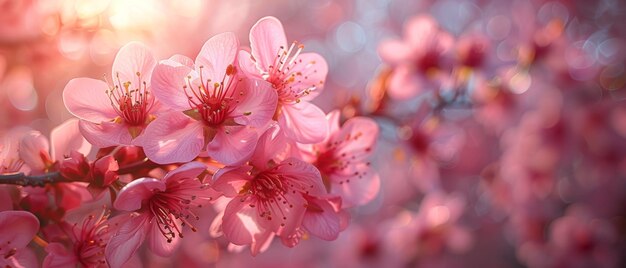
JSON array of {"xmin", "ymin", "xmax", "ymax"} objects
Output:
[
  {"xmin": 63, "ymin": 42, "xmax": 162, "ymax": 148},
  {"xmin": 44, "ymin": 208, "xmax": 112, "ymax": 268},
  {"xmin": 0, "ymin": 129, "xmax": 26, "ymax": 174},
  {"xmin": 212, "ymin": 126, "xmax": 328, "ymax": 251},
  {"xmin": 143, "ymin": 32, "xmax": 277, "ymax": 165},
  {"xmin": 301, "ymin": 110, "xmax": 380, "ymax": 208},
  {"xmin": 239, "ymin": 16, "xmax": 329, "ymax": 144},
  {"xmin": 0, "ymin": 210, "xmax": 40, "ymax": 268},
  {"xmin": 378, "ymin": 15, "xmax": 454, "ymax": 99},
  {"xmin": 105, "ymin": 162, "xmax": 214, "ymax": 268}
]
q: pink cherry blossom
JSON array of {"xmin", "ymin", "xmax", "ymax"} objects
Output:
[
  {"xmin": 44, "ymin": 208, "xmax": 112, "ymax": 268},
  {"xmin": 105, "ymin": 162, "xmax": 214, "ymax": 268},
  {"xmin": 378, "ymin": 15, "xmax": 454, "ymax": 99},
  {"xmin": 143, "ymin": 32, "xmax": 277, "ymax": 165},
  {"xmin": 0, "ymin": 210, "xmax": 40, "ymax": 268},
  {"xmin": 301, "ymin": 110, "xmax": 380, "ymax": 208},
  {"xmin": 240, "ymin": 16, "xmax": 329, "ymax": 144},
  {"xmin": 63, "ymin": 42, "xmax": 163, "ymax": 148},
  {"xmin": 212, "ymin": 126, "xmax": 327, "ymax": 250}
]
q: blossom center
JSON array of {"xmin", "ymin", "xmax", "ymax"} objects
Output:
[
  {"xmin": 148, "ymin": 181, "xmax": 201, "ymax": 243},
  {"xmin": 106, "ymin": 72, "xmax": 154, "ymax": 127},
  {"xmin": 265, "ymin": 42, "xmax": 316, "ymax": 105},
  {"xmin": 183, "ymin": 65, "xmax": 240, "ymax": 127}
]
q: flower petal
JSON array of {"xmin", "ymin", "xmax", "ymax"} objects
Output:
[
  {"xmin": 330, "ymin": 169, "xmax": 380, "ymax": 208},
  {"xmin": 63, "ymin": 78, "xmax": 117, "ymax": 123},
  {"xmin": 19, "ymin": 131, "xmax": 50, "ymax": 172},
  {"xmin": 0, "ymin": 210, "xmax": 39, "ymax": 249},
  {"xmin": 249, "ymin": 16, "xmax": 288, "ymax": 70},
  {"xmin": 195, "ymin": 32, "xmax": 239, "ymax": 82},
  {"xmin": 232, "ymin": 78, "xmax": 277, "ymax": 128},
  {"xmin": 105, "ymin": 213, "xmax": 148, "ymax": 268},
  {"xmin": 50, "ymin": 119, "xmax": 91, "ymax": 162},
  {"xmin": 238, "ymin": 50, "xmax": 263, "ymax": 79},
  {"xmin": 78, "ymin": 120, "xmax": 132, "ymax": 148},
  {"xmin": 44, "ymin": 242, "xmax": 78, "ymax": 268},
  {"xmin": 111, "ymin": 42, "xmax": 156, "ymax": 87},
  {"xmin": 205, "ymin": 126, "xmax": 258, "ymax": 165},
  {"xmin": 213, "ymin": 165, "xmax": 253, "ymax": 198},
  {"xmin": 302, "ymin": 196, "xmax": 340, "ymax": 240},
  {"xmin": 278, "ymin": 101, "xmax": 328, "ymax": 144},
  {"xmin": 151, "ymin": 59, "xmax": 194, "ymax": 111},
  {"xmin": 139, "ymin": 112, "xmax": 204, "ymax": 164},
  {"xmin": 163, "ymin": 161, "xmax": 208, "ymax": 184},
  {"xmin": 146, "ymin": 220, "xmax": 179, "ymax": 257},
  {"xmin": 278, "ymin": 157, "xmax": 326, "ymax": 196},
  {"xmin": 114, "ymin": 178, "xmax": 165, "ymax": 211},
  {"xmin": 222, "ymin": 197, "xmax": 263, "ymax": 245},
  {"xmin": 290, "ymin": 52, "xmax": 328, "ymax": 101}
]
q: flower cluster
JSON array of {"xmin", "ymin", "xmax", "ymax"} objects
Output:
[{"xmin": 0, "ymin": 17, "xmax": 379, "ymax": 267}]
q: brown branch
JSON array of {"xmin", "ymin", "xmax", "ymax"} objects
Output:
[{"xmin": 0, "ymin": 172, "xmax": 64, "ymax": 187}]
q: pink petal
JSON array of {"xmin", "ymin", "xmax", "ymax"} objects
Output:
[
  {"xmin": 0, "ymin": 210, "xmax": 39, "ymax": 248},
  {"xmin": 249, "ymin": 16, "xmax": 287, "ymax": 70},
  {"xmin": 302, "ymin": 197, "xmax": 340, "ymax": 240},
  {"xmin": 78, "ymin": 120, "xmax": 132, "ymax": 148},
  {"xmin": 405, "ymin": 15, "xmax": 439, "ymax": 47},
  {"xmin": 139, "ymin": 112, "xmax": 204, "ymax": 164},
  {"xmin": 231, "ymin": 78, "xmax": 277, "ymax": 128},
  {"xmin": 238, "ymin": 50, "xmax": 263, "ymax": 79},
  {"xmin": 250, "ymin": 231, "xmax": 275, "ymax": 256},
  {"xmin": 257, "ymin": 190, "xmax": 306, "ymax": 237},
  {"xmin": 278, "ymin": 100, "xmax": 328, "ymax": 144},
  {"xmin": 332, "ymin": 117, "xmax": 378, "ymax": 162},
  {"xmin": 221, "ymin": 198, "xmax": 263, "ymax": 245},
  {"xmin": 205, "ymin": 126, "xmax": 258, "ymax": 165},
  {"xmin": 63, "ymin": 78, "xmax": 117, "ymax": 123},
  {"xmin": 146, "ymin": 220, "xmax": 179, "ymax": 257},
  {"xmin": 105, "ymin": 213, "xmax": 148, "ymax": 268},
  {"xmin": 114, "ymin": 178, "xmax": 165, "ymax": 211},
  {"xmin": 387, "ymin": 64, "xmax": 424, "ymax": 100},
  {"xmin": 195, "ymin": 32, "xmax": 239, "ymax": 82},
  {"xmin": 44, "ymin": 242, "xmax": 78, "ymax": 268},
  {"xmin": 326, "ymin": 109, "xmax": 341, "ymax": 138},
  {"xmin": 19, "ymin": 131, "xmax": 50, "ymax": 172},
  {"xmin": 150, "ymin": 59, "xmax": 194, "ymax": 111},
  {"xmin": 289, "ymin": 52, "xmax": 328, "ymax": 101},
  {"xmin": 50, "ymin": 119, "xmax": 91, "ymax": 162},
  {"xmin": 212, "ymin": 166, "xmax": 253, "ymax": 198},
  {"xmin": 163, "ymin": 161, "xmax": 208, "ymax": 184},
  {"xmin": 277, "ymin": 158, "xmax": 326, "ymax": 196},
  {"xmin": 378, "ymin": 39, "xmax": 414, "ymax": 65},
  {"xmin": 111, "ymin": 42, "xmax": 156, "ymax": 88},
  {"xmin": 249, "ymin": 124, "xmax": 292, "ymax": 169},
  {"xmin": 5, "ymin": 248, "xmax": 38, "ymax": 268},
  {"xmin": 168, "ymin": 54, "xmax": 195, "ymax": 68},
  {"xmin": 330, "ymin": 169, "xmax": 380, "ymax": 208}
]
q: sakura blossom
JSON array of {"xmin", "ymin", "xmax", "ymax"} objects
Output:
[{"xmin": 1, "ymin": 1, "xmax": 625, "ymax": 267}]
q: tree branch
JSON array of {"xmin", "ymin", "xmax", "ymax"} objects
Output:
[{"xmin": 0, "ymin": 172, "xmax": 64, "ymax": 187}]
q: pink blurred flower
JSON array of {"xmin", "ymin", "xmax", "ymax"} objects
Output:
[
  {"xmin": 240, "ymin": 16, "xmax": 329, "ymax": 144},
  {"xmin": 143, "ymin": 32, "xmax": 277, "ymax": 165},
  {"xmin": 63, "ymin": 42, "xmax": 163, "ymax": 148},
  {"xmin": 212, "ymin": 126, "xmax": 328, "ymax": 254},
  {"xmin": 0, "ymin": 210, "xmax": 40, "ymax": 268},
  {"xmin": 301, "ymin": 110, "xmax": 380, "ymax": 208},
  {"xmin": 105, "ymin": 162, "xmax": 213, "ymax": 268},
  {"xmin": 378, "ymin": 15, "xmax": 454, "ymax": 99}
]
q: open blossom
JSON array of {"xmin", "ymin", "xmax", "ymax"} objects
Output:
[
  {"xmin": 378, "ymin": 15, "xmax": 453, "ymax": 99},
  {"xmin": 143, "ymin": 32, "xmax": 277, "ymax": 165},
  {"xmin": 63, "ymin": 42, "xmax": 163, "ymax": 148},
  {"xmin": 44, "ymin": 208, "xmax": 112, "ymax": 268},
  {"xmin": 239, "ymin": 16, "xmax": 329, "ymax": 144},
  {"xmin": 301, "ymin": 110, "xmax": 380, "ymax": 208},
  {"xmin": 212, "ymin": 126, "xmax": 330, "ymax": 253},
  {"xmin": 0, "ymin": 210, "xmax": 40, "ymax": 268},
  {"xmin": 105, "ymin": 162, "xmax": 214, "ymax": 268}
]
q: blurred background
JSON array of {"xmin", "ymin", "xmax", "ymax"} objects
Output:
[{"xmin": 1, "ymin": 0, "xmax": 625, "ymax": 267}]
